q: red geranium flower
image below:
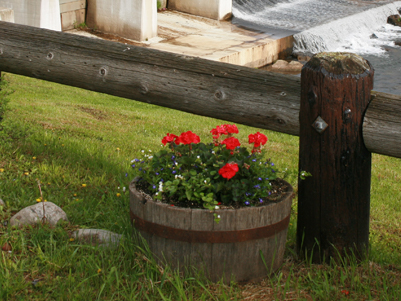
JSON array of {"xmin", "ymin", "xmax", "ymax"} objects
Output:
[
  {"xmin": 162, "ymin": 133, "xmax": 179, "ymax": 145},
  {"xmin": 248, "ymin": 132, "xmax": 268, "ymax": 148},
  {"xmin": 221, "ymin": 137, "xmax": 241, "ymax": 150},
  {"xmin": 176, "ymin": 131, "xmax": 200, "ymax": 145},
  {"xmin": 218, "ymin": 162, "xmax": 239, "ymax": 180},
  {"xmin": 210, "ymin": 125, "xmax": 228, "ymax": 139},
  {"xmin": 224, "ymin": 124, "xmax": 239, "ymax": 134}
]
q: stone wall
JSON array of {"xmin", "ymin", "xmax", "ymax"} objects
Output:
[
  {"xmin": 0, "ymin": 0, "xmax": 61, "ymax": 30},
  {"xmin": 60, "ymin": 0, "xmax": 86, "ymax": 31},
  {"xmin": 86, "ymin": 0, "xmax": 157, "ymax": 41}
]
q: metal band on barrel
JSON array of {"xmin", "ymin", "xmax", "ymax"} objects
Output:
[{"xmin": 130, "ymin": 210, "xmax": 290, "ymax": 243}]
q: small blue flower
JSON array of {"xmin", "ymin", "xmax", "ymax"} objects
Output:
[
  {"xmin": 143, "ymin": 170, "xmax": 146, "ymax": 173},
  {"xmin": 125, "ymin": 173, "xmax": 128, "ymax": 177},
  {"xmin": 131, "ymin": 164, "xmax": 135, "ymax": 168},
  {"xmin": 271, "ymin": 163, "xmax": 275, "ymax": 166},
  {"xmin": 139, "ymin": 168, "xmax": 142, "ymax": 171},
  {"xmin": 254, "ymin": 185, "xmax": 261, "ymax": 189},
  {"xmin": 160, "ymin": 179, "xmax": 164, "ymax": 182},
  {"xmin": 258, "ymin": 177, "xmax": 262, "ymax": 181},
  {"xmin": 152, "ymin": 185, "xmax": 156, "ymax": 189},
  {"xmin": 161, "ymin": 168, "xmax": 164, "ymax": 171},
  {"xmin": 259, "ymin": 198, "xmax": 263, "ymax": 203},
  {"xmin": 155, "ymin": 172, "xmax": 159, "ymax": 176},
  {"xmin": 272, "ymin": 169, "xmax": 275, "ymax": 173},
  {"xmin": 172, "ymin": 170, "xmax": 177, "ymax": 174},
  {"xmin": 245, "ymin": 201, "xmax": 250, "ymax": 206},
  {"xmin": 135, "ymin": 159, "xmax": 140, "ymax": 162},
  {"xmin": 171, "ymin": 155, "xmax": 176, "ymax": 160},
  {"xmin": 269, "ymin": 191, "xmax": 272, "ymax": 196},
  {"xmin": 265, "ymin": 178, "xmax": 269, "ymax": 180},
  {"xmin": 252, "ymin": 159, "xmax": 257, "ymax": 162},
  {"xmin": 245, "ymin": 192, "xmax": 252, "ymax": 196},
  {"xmin": 141, "ymin": 161, "xmax": 145, "ymax": 164}
]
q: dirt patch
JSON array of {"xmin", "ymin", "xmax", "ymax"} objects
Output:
[
  {"xmin": 79, "ymin": 28, "xmax": 147, "ymax": 47},
  {"xmin": 78, "ymin": 106, "xmax": 107, "ymax": 120}
]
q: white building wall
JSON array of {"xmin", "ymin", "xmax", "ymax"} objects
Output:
[
  {"xmin": 0, "ymin": 7, "xmax": 14, "ymax": 22},
  {"xmin": 86, "ymin": 0, "xmax": 157, "ymax": 41},
  {"xmin": 0, "ymin": 0, "xmax": 61, "ymax": 30},
  {"xmin": 168, "ymin": 0, "xmax": 232, "ymax": 20}
]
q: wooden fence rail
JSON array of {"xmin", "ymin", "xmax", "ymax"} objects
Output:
[{"xmin": 0, "ymin": 21, "xmax": 400, "ymax": 158}]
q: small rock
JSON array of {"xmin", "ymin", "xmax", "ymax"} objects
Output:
[
  {"xmin": 370, "ymin": 33, "xmax": 378, "ymax": 39},
  {"xmin": 0, "ymin": 198, "xmax": 4, "ymax": 207},
  {"xmin": 73, "ymin": 229, "xmax": 122, "ymax": 248},
  {"xmin": 10, "ymin": 202, "xmax": 68, "ymax": 227},
  {"xmin": 387, "ymin": 14, "xmax": 401, "ymax": 27},
  {"xmin": 271, "ymin": 60, "xmax": 289, "ymax": 69},
  {"xmin": 272, "ymin": 60, "xmax": 303, "ymax": 72}
]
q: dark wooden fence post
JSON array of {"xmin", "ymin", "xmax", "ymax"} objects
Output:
[{"xmin": 297, "ymin": 52, "xmax": 374, "ymax": 263}]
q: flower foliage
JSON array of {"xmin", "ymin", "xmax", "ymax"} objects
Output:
[{"xmin": 131, "ymin": 124, "xmax": 277, "ymax": 211}]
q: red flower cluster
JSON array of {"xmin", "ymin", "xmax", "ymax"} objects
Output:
[
  {"xmin": 210, "ymin": 124, "xmax": 239, "ymax": 139},
  {"xmin": 218, "ymin": 162, "xmax": 239, "ymax": 180},
  {"xmin": 221, "ymin": 137, "xmax": 241, "ymax": 150},
  {"xmin": 176, "ymin": 131, "xmax": 200, "ymax": 145},
  {"xmin": 162, "ymin": 131, "xmax": 200, "ymax": 146},
  {"xmin": 162, "ymin": 133, "xmax": 179, "ymax": 145},
  {"xmin": 248, "ymin": 132, "xmax": 268, "ymax": 148}
]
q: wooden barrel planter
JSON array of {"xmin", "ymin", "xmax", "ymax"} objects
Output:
[{"xmin": 129, "ymin": 179, "xmax": 293, "ymax": 283}]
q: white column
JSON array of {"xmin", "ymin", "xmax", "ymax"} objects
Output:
[
  {"xmin": 86, "ymin": 0, "xmax": 157, "ymax": 41},
  {"xmin": 40, "ymin": 0, "xmax": 61, "ymax": 31}
]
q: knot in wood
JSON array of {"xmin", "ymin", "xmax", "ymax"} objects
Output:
[
  {"xmin": 99, "ymin": 67, "xmax": 108, "ymax": 76},
  {"xmin": 306, "ymin": 52, "xmax": 371, "ymax": 76},
  {"xmin": 214, "ymin": 90, "xmax": 226, "ymax": 101},
  {"xmin": 46, "ymin": 52, "xmax": 54, "ymax": 60},
  {"xmin": 140, "ymin": 84, "xmax": 149, "ymax": 95}
]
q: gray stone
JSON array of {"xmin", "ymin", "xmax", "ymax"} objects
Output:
[
  {"xmin": 73, "ymin": 229, "xmax": 122, "ymax": 248},
  {"xmin": 10, "ymin": 202, "xmax": 68, "ymax": 227}
]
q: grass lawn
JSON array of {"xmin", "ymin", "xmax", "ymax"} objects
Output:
[{"xmin": 0, "ymin": 73, "xmax": 400, "ymax": 300}]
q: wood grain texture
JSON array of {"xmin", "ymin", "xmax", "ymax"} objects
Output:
[
  {"xmin": 129, "ymin": 179, "xmax": 293, "ymax": 283},
  {"xmin": 0, "ymin": 22, "xmax": 399, "ymax": 158},
  {"xmin": 0, "ymin": 21, "xmax": 300, "ymax": 135},
  {"xmin": 297, "ymin": 53, "xmax": 373, "ymax": 263},
  {"xmin": 363, "ymin": 91, "xmax": 401, "ymax": 158}
]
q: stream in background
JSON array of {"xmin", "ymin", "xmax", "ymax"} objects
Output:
[{"xmin": 232, "ymin": 0, "xmax": 401, "ymax": 95}]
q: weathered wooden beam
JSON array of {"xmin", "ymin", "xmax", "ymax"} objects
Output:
[
  {"xmin": 0, "ymin": 21, "xmax": 300, "ymax": 136},
  {"xmin": 363, "ymin": 91, "xmax": 401, "ymax": 158},
  {"xmin": 0, "ymin": 21, "xmax": 400, "ymax": 159}
]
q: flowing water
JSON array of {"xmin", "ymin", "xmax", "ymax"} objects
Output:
[{"xmin": 233, "ymin": 0, "xmax": 401, "ymax": 95}]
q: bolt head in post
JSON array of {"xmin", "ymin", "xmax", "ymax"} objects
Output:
[{"xmin": 312, "ymin": 116, "xmax": 328, "ymax": 134}]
